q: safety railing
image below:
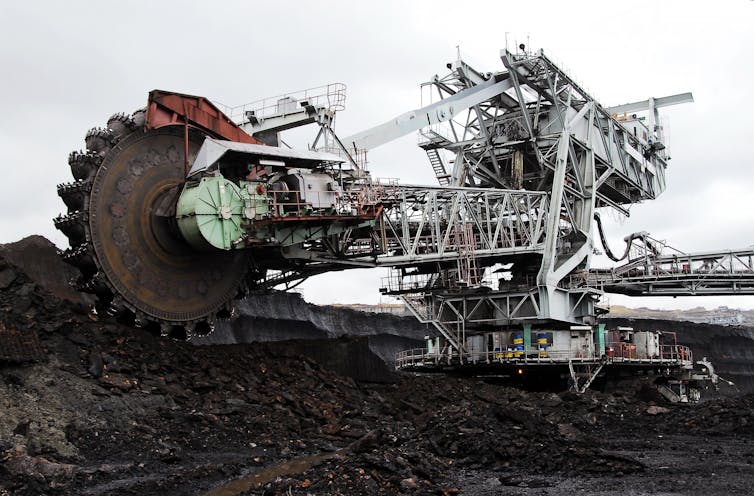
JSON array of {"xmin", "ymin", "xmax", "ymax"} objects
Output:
[
  {"xmin": 396, "ymin": 348, "xmax": 430, "ymax": 364},
  {"xmin": 418, "ymin": 123, "xmax": 455, "ymax": 147},
  {"xmin": 395, "ymin": 348, "xmax": 598, "ymax": 369},
  {"xmin": 396, "ymin": 343, "xmax": 694, "ymax": 369},
  {"xmin": 265, "ymin": 188, "xmax": 377, "ymax": 219},
  {"xmin": 483, "ymin": 349, "xmax": 590, "ymax": 363},
  {"xmin": 606, "ymin": 343, "xmax": 692, "ymax": 363},
  {"xmin": 315, "ymin": 145, "xmax": 369, "ymax": 170},
  {"xmin": 381, "ymin": 271, "xmax": 438, "ymax": 294},
  {"xmin": 216, "ymin": 83, "xmax": 347, "ymax": 123},
  {"xmin": 371, "ymin": 177, "xmax": 401, "ymax": 186}
]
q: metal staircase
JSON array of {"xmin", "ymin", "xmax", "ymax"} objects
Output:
[
  {"xmin": 425, "ymin": 148, "xmax": 451, "ymax": 185},
  {"xmin": 398, "ymin": 294, "xmax": 467, "ymax": 355}
]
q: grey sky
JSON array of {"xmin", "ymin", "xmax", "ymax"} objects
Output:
[{"xmin": 1, "ymin": 1, "xmax": 753, "ymax": 310}]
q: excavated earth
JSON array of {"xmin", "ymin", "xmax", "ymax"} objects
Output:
[{"xmin": 1, "ymin": 236, "xmax": 753, "ymax": 496}]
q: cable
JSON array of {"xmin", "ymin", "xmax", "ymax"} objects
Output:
[{"xmin": 593, "ymin": 212, "xmax": 651, "ymax": 262}]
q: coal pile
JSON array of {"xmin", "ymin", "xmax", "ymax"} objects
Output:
[{"xmin": 1, "ymin": 237, "xmax": 754, "ymax": 495}]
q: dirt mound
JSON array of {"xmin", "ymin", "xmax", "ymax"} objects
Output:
[
  {"xmin": 0, "ymin": 236, "xmax": 91, "ymax": 308},
  {"xmin": 0, "ymin": 236, "xmax": 426, "ymax": 371},
  {"xmin": 0, "ymin": 238, "xmax": 753, "ymax": 495}
]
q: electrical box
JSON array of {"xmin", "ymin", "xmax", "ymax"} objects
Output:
[
  {"xmin": 282, "ymin": 169, "xmax": 341, "ymax": 210},
  {"xmin": 633, "ymin": 331, "xmax": 661, "ymax": 358},
  {"xmin": 568, "ymin": 329, "xmax": 595, "ymax": 358},
  {"xmin": 466, "ymin": 335, "xmax": 486, "ymax": 362}
]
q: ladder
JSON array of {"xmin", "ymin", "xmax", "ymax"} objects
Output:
[
  {"xmin": 425, "ymin": 148, "xmax": 451, "ymax": 185},
  {"xmin": 454, "ymin": 223, "xmax": 479, "ymax": 287}
]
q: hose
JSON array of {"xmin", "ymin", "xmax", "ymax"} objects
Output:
[{"xmin": 593, "ymin": 212, "xmax": 658, "ymax": 262}]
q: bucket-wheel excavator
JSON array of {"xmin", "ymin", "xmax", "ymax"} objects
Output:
[{"xmin": 54, "ymin": 48, "xmax": 754, "ymax": 397}]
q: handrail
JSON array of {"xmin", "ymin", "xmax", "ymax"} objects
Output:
[
  {"xmin": 395, "ymin": 343, "xmax": 694, "ymax": 369},
  {"xmin": 215, "ymin": 83, "xmax": 347, "ymax": 123}
]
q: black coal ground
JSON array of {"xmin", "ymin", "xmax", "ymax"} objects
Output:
[{"xmin": 0, "ymin": 241, "xmax": 753, "ymax": 495}]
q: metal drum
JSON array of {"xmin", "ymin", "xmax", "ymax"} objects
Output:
[
  {"xmin": 536, "ymin": 332, "xmax": 549, "ymax": 358},
  {"xmin": 512, "ymin": 333, "xmax": 524, "ymax": 358}
]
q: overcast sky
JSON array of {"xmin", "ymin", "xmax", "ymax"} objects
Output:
[{"xmin": 2, "ymin": 1, "xmax": 753, "ymax": 311}]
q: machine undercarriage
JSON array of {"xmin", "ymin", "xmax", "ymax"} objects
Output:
[{"xmin": 54, "ymin": 47, "xmax": 753, "ymax": 397}]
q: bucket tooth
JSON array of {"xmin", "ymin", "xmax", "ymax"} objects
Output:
[
  {"xmin": 60, "ymin": 244, "xmax": 97, "ymax": 277},
  {"xmin": 132, "ymin": 108, "xmax": 146, "ymax": 128},
  {"xmin": 85, "ymin": 127, "xmax": 115, "ymax": 154},
  {"xmin": 107, "ymin": 112, "xmax": 138, "ymax": 139},
  {"xmin": 53, "ymin": 212, "xmax": 87, "ymax": 246},
  {"xmin": 57, "ymin": 180, "xmax": 90, "ymax": 212},
  {"xmin": 68, "ymin": 151, "xmax": 101, "ymax": 181},
  {"xmin": 193, "ymin": 319, "xmax": 215, "ymax": 337},
  {"xmin": 104, "ymin": 295, "xmax": 129, "ymax": 317},
  {"xmin": 77, "ymin": 274, "xmax": 109, "ymax": 295},
  {"xmin": 133, "ymin": 311, "xmax": 149, "ymax": 328}
]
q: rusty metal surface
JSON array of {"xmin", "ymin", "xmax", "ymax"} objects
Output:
[
  {"xmin": 88, "ymin": 127, "xmax": 250, "ymax": 323},
  {"xmin": 0, "ymin": 322, "xmax": 45, "ymax": 363},
  {"xmin": 146, "ymin": 90, "xmax": 260, "ymax": 145}
]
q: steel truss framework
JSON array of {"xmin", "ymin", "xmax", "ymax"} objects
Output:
[
  {"xmin": 585, "ymin": 248, "xmax": 754, "ymax": 296},
  {"xmin": 225, "ymin": 49, "xmax": 748, "ymax": 362},
  {"xmin": 396, "ymin": 285, "xmax": 597, "ymax": 352},
  {"xmin": 335, "ymin": 48, "xmax": 748, "ymax": 359},
  {"xmin": 417, "ymin": 49, "xmax": 680, "ymax": 318},
  {"xmin": 282, "ymin": 185, "xmax": 549, "ymax": 268},
  {"xmin": 376, "ymin": 185, "xmax": 548, "ymax": 265},
  {"xmin": 356, "ymin": 47, "xmax": 685, "ymax": 345}
]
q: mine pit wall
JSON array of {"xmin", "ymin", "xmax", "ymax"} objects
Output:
[
  {"xmin": 200, "ymin": 295, "xmax": 754, "ymax": 391},
  {"xmin": 5, "ymin": 236, "xmax": 753, "ymax": 392},
  {"xmin": 191, "ymin": 292, "xmax": 429, "ymax": 378},
  {"xmin": 604, "ymin": 318, "xmax": 754, "ymax": 393},
  {"xmin": 260, "ymin": 338, "xmax": 402, "ymax": 383}
]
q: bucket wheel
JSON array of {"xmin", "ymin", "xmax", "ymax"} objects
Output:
[{"xmin": 55, "ymin": 114, "xmax": 250, "ymax": 337}]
